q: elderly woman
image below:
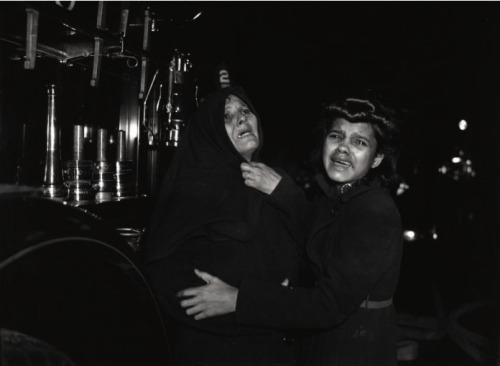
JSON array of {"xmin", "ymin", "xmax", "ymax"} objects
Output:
[
  {"xmin": 178, "ymin": 96, "xmax": 404, "ymax": 366},
  {"xmin": 143, "ymin": 86, "xmax": 304, "ymax": 365}
]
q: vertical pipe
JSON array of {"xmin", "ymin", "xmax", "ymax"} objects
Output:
[
  {"xmin": 117, "ymin": 130, "xmax": 126, "ymax": 162},
  {"xmin": 139, "ymin": 8, "xmax": 151, "ymax": 100},
  {"xmin": 93, "ymin": 128, "xmax": 114, "ymax": 202},
  {"xmin": 119, "ymin": 2, "xmax": 130, "ymax": 38},
  {"xmin": 91, "ymin": 2, "xmax": 106, "ymax": 87},
  {"xmin": 24, "ymin": 8, "xmax": 39, "ymax": 70},
  {"xmin": 42, "ymin": 84, "xmax": 65, "ymax": 198},
  {"xmin": 97, "ymin": 128, "xmax": 107, "ymax": 162},
  {"xmin": 116, "ymin": 129, "xmax": 136, "ymax": 198},
  {"xmin": 137, "ymin": 8, "xmax": 152, "ymax": 194},
  {"xmin": 73, "ymin": 125, "xmax": 85, "ymax": 161}
]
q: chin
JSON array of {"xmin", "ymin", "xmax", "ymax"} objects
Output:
[
  {"xmin": 240, "ymin": 143, "xmax": 259, "ymax": 155},
  {"xmin": 326, "ymin": 171, "xmax": 349, "ymax": 184}
]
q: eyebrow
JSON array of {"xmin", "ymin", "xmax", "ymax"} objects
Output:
[
  {"xmin": 328, "ymin": 128, "xmax": 372, "ymax": 142},
  {"xmin": 225, "ymin": 102, "xmax": 249, "ymax": 110},
  {"xmin": 327, "ymin": 128, "xmax": 343, "ymax": 134}
]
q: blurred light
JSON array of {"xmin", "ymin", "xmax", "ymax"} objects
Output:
[
  {"xmin": 431, "ymin": 226, "xmax": 438, "ymax": 240},
  {"xmin": 403, "ymin": 230, "xmax": 417, "ymax": 242},
  {"xmin": 148, "ymin": 133, "xmax": 155, "ymax": 146},
  {"xmin": 396, "ymin": 181, "xmax": 410, "ymax": 196},
  {"xmin": 192, "ymin": 11, "xmax": 203, "ymax": 21},
  {"xmin": 151, "ymin": 19, "xmax": 158, "ymax": 32},
  {"xmin": 438, "ymin": 148, "xmax": 475, "ymax": 180},
  {"xmin": 458, "ymin": 119, "xmax": 468, "ymax": 131},
  {"xmin": 55, "ymin": 1, "xmax": 75, "ymax": 11},
  {"xmin": 127, "ymin": 116, "xmax": 138, "ymax": 141}
]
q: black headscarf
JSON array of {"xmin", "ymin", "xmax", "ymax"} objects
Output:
[{"xmin": 144, "ymin": 86, "xmax": 265, "ymax": 263}]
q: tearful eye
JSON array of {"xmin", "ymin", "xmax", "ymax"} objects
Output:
[
  {"xmin": 356, "ymin": 139, "xmax": 368, "ymax": 147},
  {"xmin": 328, "ymin": 133, "xmax": 342, "ymax": 141}
]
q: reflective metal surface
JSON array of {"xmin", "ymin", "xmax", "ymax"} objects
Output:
[{"xmin": 42, "ymin": 84, "xmax": 65, "ymax": 199}]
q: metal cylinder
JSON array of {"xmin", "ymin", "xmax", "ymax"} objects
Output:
[
  {"xmin": 97, "ymin": 128, "xmax": 108, "ymax": 162},
  {"xmin": 167, "ymin": 126, "xmax": 182, "ymax": 147},
  {"xmin": 64, "ymin": 125, "xmax": 95, "ymax": 202},
  {"xmin": 117, "ymin": 130, "xmax": 126, "ymax": 162},
  {"xmin": 91, "ymin": 128, "xmax": 114, "ymax": 202},
  {"xmin": 63, "ymin": 160, "xmax": 94, "ymax": 202},
  {"xmin": 115, "ymin": 130, "xmax": 136, "ymax": 198},
  {"xmin": 115, "ymin": 161, "xmax": 136, "ymax": 198},
  {"xmin": 42, "ymin": 84, "xmax": 66, "ymax": 199},
  {"xmin": 73, "ymin": 125, "xmax": 85, "ymax": 161},
  {"xmin": 92, "ymin": 161, "xmax": 115, "ymax": 202},
  {"xmin": 164, "ymin": 51, "xmax": 196, "ymax": 147}
]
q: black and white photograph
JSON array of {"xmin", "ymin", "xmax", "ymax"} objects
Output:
[{"xmin": 0, "ymin": 2, "xmax": 498, "ymax": 365}]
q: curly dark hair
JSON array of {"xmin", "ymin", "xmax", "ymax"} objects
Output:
[{"xmin": 311, "ymin": 95, "xmax": 402, "ymax": 189}]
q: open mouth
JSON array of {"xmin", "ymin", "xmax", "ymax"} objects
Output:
[
  {"xmin": 238, "ymin": 129, "xmax": 253, "ymax": 138},
  {"xmin": 331, "ymin": 157, "xmax": 352, "ymax": 168}
]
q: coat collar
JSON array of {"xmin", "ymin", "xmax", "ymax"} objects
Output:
[{"xmin": 314, "ymin": 173, "xmax": 383, "ymax": 204}]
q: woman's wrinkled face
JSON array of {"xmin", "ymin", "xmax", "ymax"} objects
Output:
[
  {"xmin": 224, "ymin": 95, "xmax": 260, "ymax": 161},
  {"xmin": 322, "ymin": 118, "xmax": 384, "ymax": 184}
]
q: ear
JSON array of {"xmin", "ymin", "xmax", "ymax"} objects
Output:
[{"xmin": 371, "ymin": 153, "xmax": 384, "ymax": 168}]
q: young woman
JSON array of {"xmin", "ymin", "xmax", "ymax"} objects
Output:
[{"xmin": 178, "ymin": 96, "xmax": 403, "ymax": 366}]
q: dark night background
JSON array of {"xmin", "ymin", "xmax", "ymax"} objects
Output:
[{"xmin": 1, "ymin": 1, "xmax": 500, "ymax": 365}]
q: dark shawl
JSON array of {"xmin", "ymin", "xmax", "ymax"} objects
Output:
[
  {"xmin": 144, "ymin": 86, "xmax": 264, "ymax": 265},
  {"xmin": 143, "ymin": 87, "xmax": 303, "ymax": 353}
]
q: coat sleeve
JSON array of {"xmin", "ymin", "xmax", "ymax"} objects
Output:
[
  {"xmin": 265, "ymin": 171, "xmax": 309, "ymax": 245},
  {"xmin": 235, "ymin": 195, "xmax": 402, "ymax": 330},
  {"xmin": 145, "ymin": 236, "xmax": 261, "ymax": 336}
]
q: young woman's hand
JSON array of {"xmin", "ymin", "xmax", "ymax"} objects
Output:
[
  {"xmin": 241, "ymin": 162, "xmax": 282, "ymax": 195},
  {"xmin": 177, "ymin": 269, "xmax": 238, "ymax": 320}
]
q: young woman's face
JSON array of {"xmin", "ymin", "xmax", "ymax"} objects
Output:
[
  {"xmin": 224, "ymin": 95, "xmax": 260, "ymax": 161},
  {"xmin": 322, "ymin": 118, "xmax": 384, "ymax": 184}
]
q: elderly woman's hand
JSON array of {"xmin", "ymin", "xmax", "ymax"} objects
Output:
[
  {"xmin": 241, "ymin": 162, "xmax": 282, "ymax": 195},
  {"xmin": 177, "ymin": 269, "xmax": 238, "ymax": 320}
]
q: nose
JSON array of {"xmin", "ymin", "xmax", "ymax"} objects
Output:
[
  {"xmin": 237, "ymin": 113, "xmax": 247, "ymax": 126},
  {"xmin": 336, "ymin": 141, "xmax": 349, "ymax": 154}
]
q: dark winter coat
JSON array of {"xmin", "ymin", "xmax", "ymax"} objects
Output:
[{"xmin": 236, "ymin": 174, "xmax": 403, "ymax": 366}]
